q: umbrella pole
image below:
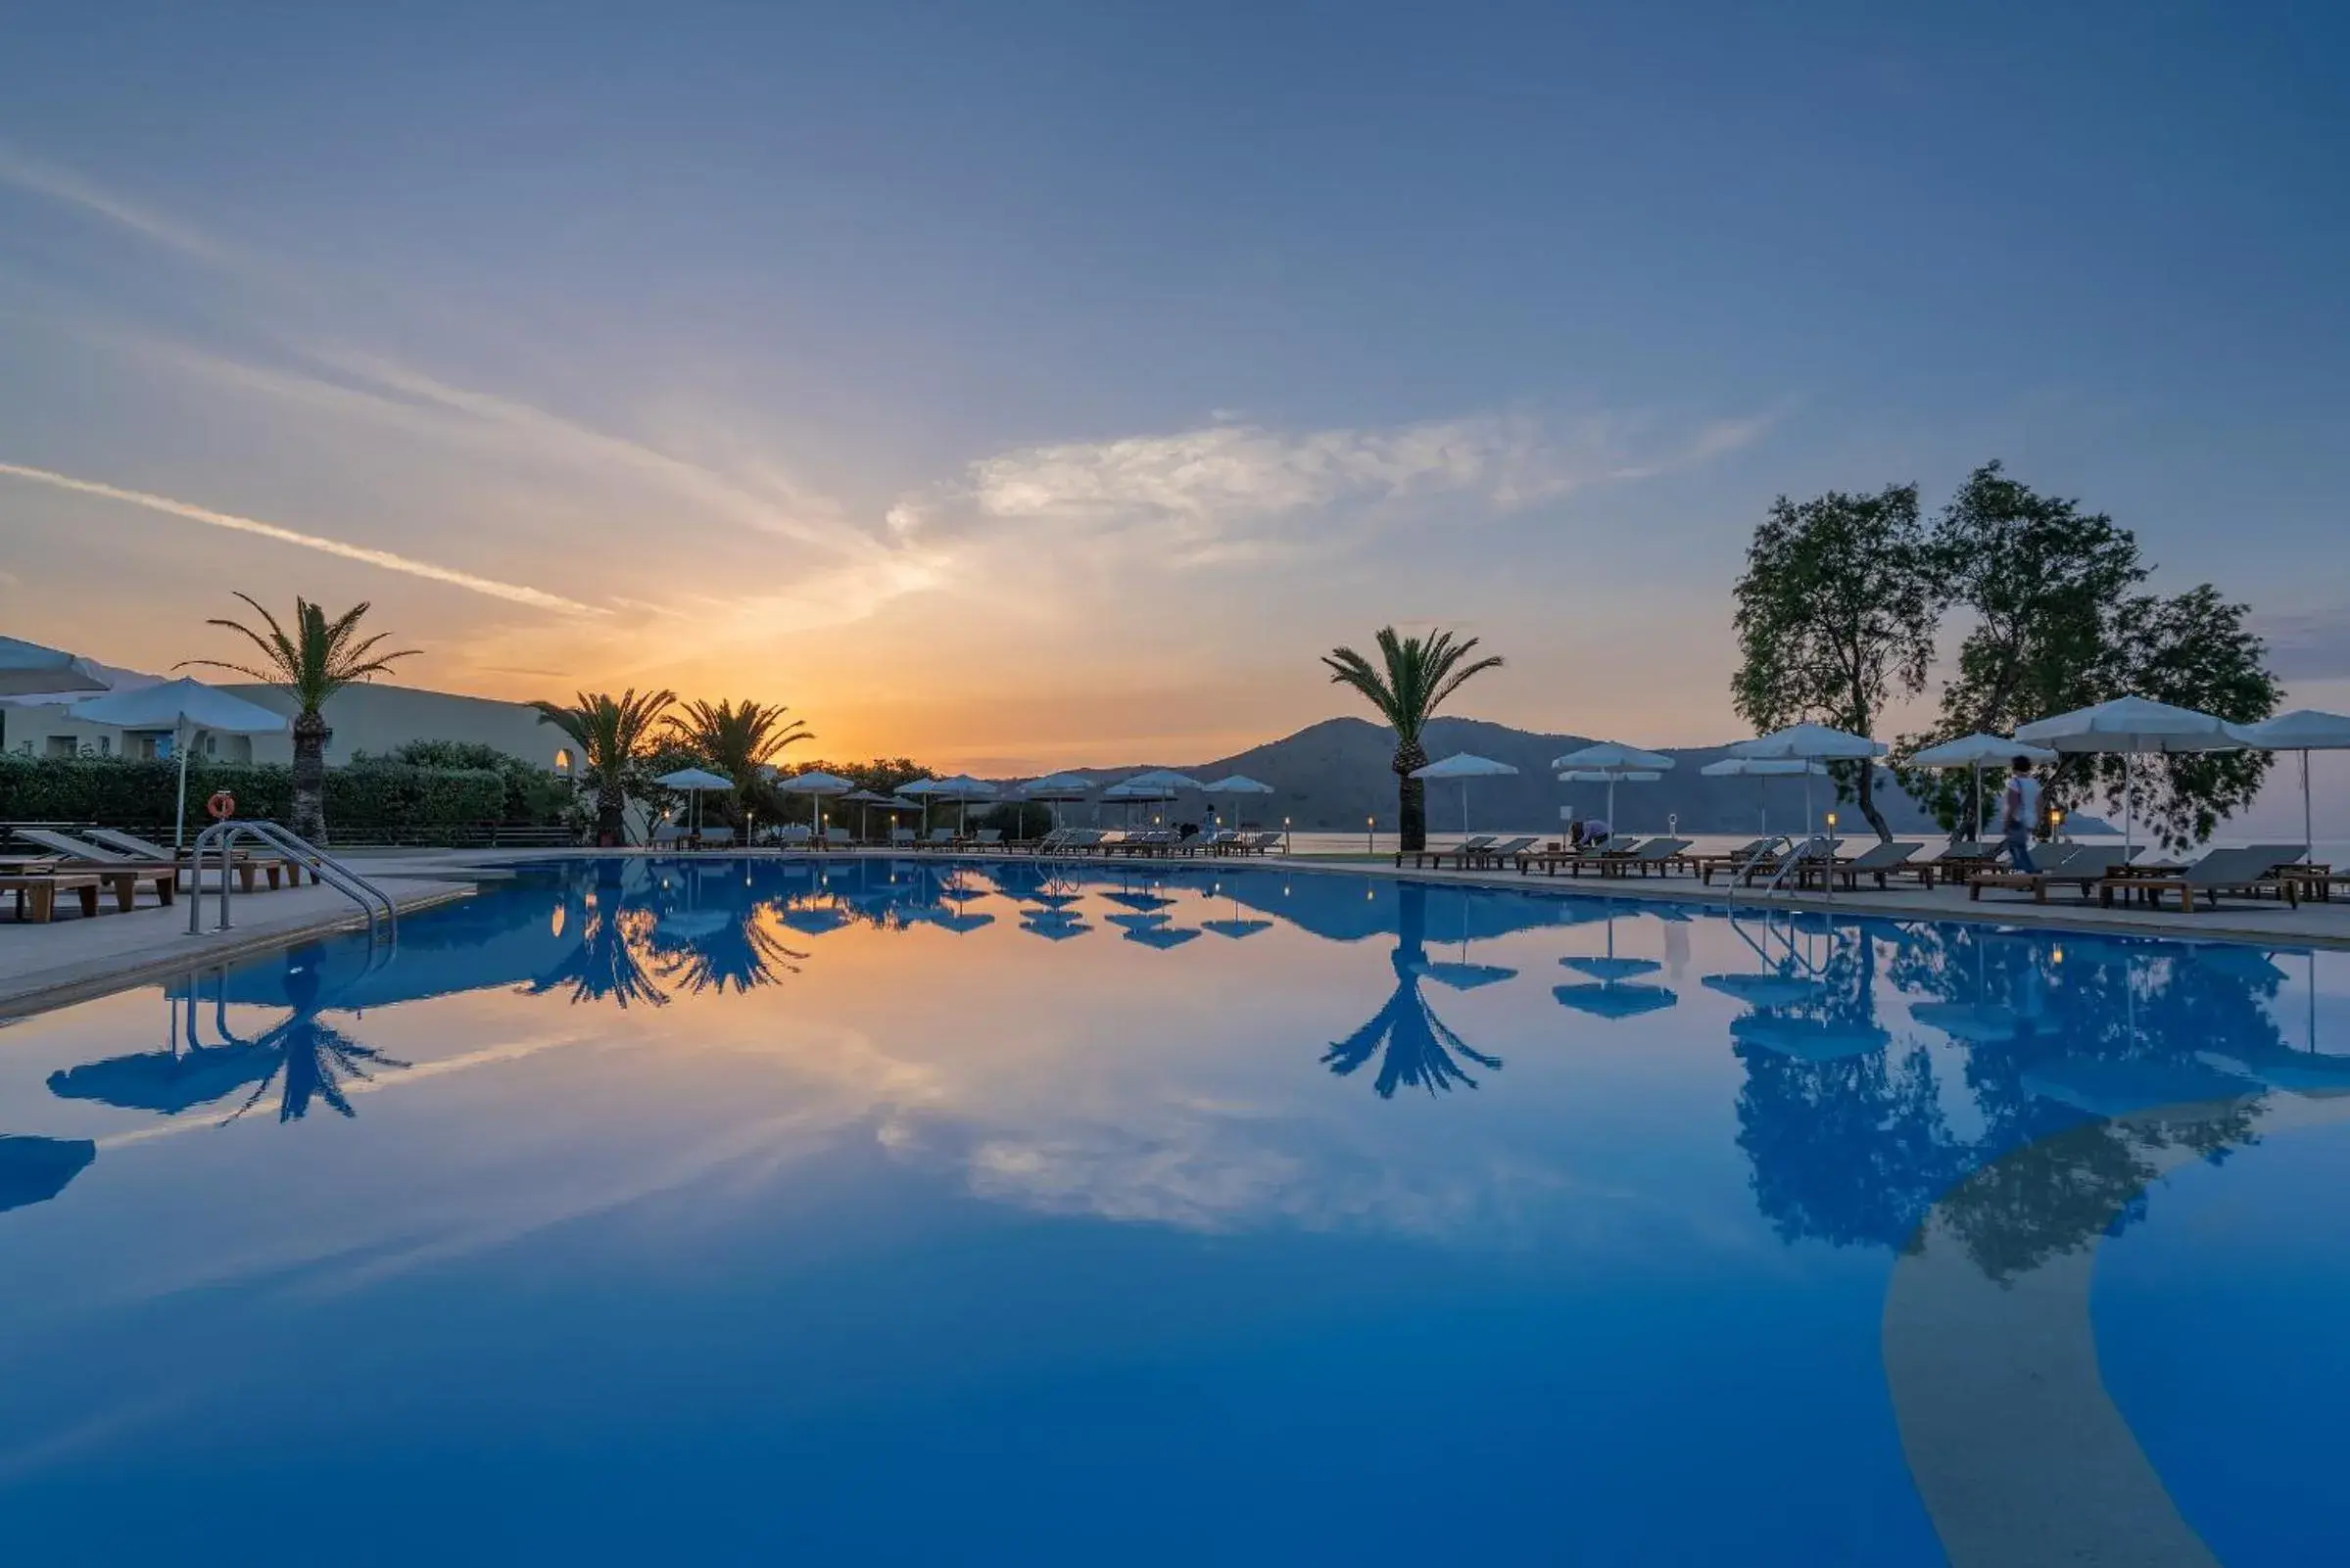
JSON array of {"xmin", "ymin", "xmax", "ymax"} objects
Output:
[
  {"xmin": 172, "ymin": 719, "xmax": 189, "ymax": 850},
  {"xmin": 1971, "ymin": 761, "xmax": 1981, "ymax": 841},
  {"xmin": 2303, "ymin": 748, "xmax": 2314, "ymax": 855},
  {"xmin": 1607, "ymin": 776, "xmax": 1618, "ymax": 835}
]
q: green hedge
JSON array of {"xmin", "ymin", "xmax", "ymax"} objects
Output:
[{"xmin": 0, "ymin": 755, "xmax": 507, "ymax": 836}]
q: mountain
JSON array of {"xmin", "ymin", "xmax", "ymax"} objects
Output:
[{"xmin": 1023, "ymin": 716, "xmax": 1952, "ymax": 835}]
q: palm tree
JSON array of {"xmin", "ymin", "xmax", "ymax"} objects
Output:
[
  {"xmin": 178, "ymin": 594, "xmax": 418, "ymax": 843},
  {"xmin": 1321, "ymin": 627, "xmax": 1504, "ymax": 852},
  {"xmin": 533, "ymin": 689, "xmax": 676, "ymax": 845},
  {"xmin": 664, "ymin": 698, "xmax": 814, "ymax": 825}
]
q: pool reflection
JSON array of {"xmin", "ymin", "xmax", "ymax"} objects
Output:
[{"xmin": 1, "ymin": 856, "xmax": 2346, "ymax": 1565}]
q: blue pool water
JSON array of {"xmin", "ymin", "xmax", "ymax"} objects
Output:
[{"xmin": 1, "ymin": 856, "xmax": 2345, "ymax": 1564}]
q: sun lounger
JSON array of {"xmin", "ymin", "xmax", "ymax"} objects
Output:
[
  {"xmin": 890, "ymin": 828, "xmax": 917, "ymax": 847},
  {"xmin": 1708, "ymin": 838, "xmax": 1842, "ymax": 886},
  {"xmin": 1549, "ymin": 835, "xmax": 1685, "ymax": 877},
  {"xmin": 823, "ymin": 827, "xmax": 852, "ymax": 849},
  {"xmin": 12, "ymin": 829, "xmax": 277, "ymax": 893},
  {"xmin": 81, "ymin": 827, "xmax": 310, "ymax": 886},
  {"xmin": 1794, "ymin": 840, "xmax": 1922, "ymax": 890},
  {"xmin": 1, "ymin": 872, "xmax": 104, "ymax": 922},
  {"xmin": 0, "ymin": 856, "xmax": 174, "ymax": 911},
  {"xmin": 972, "ymin": 828, "xmax": 1003, "ymax": 850},
  {"xmin": 2099, "ymin": 846, "xmax": 2303, "ymax": 912},
  {"xmin": 1455, "ymin": 835, "xmax": 1536, "ymax": 870},
  {"xmin": 1609, "ymin": 836, "xmax": 1694, "ymax": 877},
  {"xmin": 1692, "ymin": 840, "xmax": 1774, "ymax": 884},
  {"xmin": 1401, "ymin": 834, "xmax": 1490, "ymax": 870},
  {"xmin": 1969, "ymin": 844, "xmax": 2134, "ymax": 903}
]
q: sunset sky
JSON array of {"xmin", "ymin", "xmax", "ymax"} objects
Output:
[{"xmin": 3, "ymin": 3, "xmax": 2345, "ymax": 775}]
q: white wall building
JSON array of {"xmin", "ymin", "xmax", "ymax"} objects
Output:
[{"xmin": 4, "ymin": 679, "xmax": 579, "ymax": 777}]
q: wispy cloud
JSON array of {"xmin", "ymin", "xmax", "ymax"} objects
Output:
[
  {"xmin": 896, "ymin": 408, "xmax": 1772, "ymax": 567},
  {"xmin": 0, "ymin": 461, "xmax": 595, "ymax": 613},
  {"xmin": 0, "ymin": 140, "xmax": 230, "ymax": 264}
]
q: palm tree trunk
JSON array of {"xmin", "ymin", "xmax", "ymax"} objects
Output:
[
  {"xmin": 290, "ymin": 711, "xmax": 329, "ymax": 843},
  {"xmin": 596, "ymin": 776, "xmax": 627, "ymax": 846},
  {"xmin": 1393, "ymin": 739, "xmax": 1429, "ymax": 852}
]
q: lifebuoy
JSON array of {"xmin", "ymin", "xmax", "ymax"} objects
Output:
[{"xmin": 206, "ymin": 789, "xmax": 236, "ymax": 821}]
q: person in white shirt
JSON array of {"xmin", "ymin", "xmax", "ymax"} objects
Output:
[{"xmin": 1999, "ymin": 756, "xmax": 2042, "ymax": 872}]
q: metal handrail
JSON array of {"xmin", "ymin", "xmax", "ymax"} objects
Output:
[
  {"xmin": 187, "ymin": 820, "xmax": 397, "ymax": 943},
  {"xmin": 1758, "ymin": 833, "xmax": 1836, "ymax": 899},
  {"xmin": 1722, "ymin": 835, "xmax": 1789, "ymax": 900}
]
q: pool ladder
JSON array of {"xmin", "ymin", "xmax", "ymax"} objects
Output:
[{"xmin": 186, "ymin": 820, "xmax": 398, "ymax": 945}]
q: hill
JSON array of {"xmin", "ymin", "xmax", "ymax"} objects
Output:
[{"xmin": 1028, "ymin": 716, "xmax": 1953, "ymax": 835}]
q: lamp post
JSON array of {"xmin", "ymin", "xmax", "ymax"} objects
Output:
[
  {"xmin": 1283, "ymin": 815, "xmax": 1292, "ymax": 855},
  {"xmin": 1366, "ymin": 815, "xmax": 1374, "ymax": 858}
]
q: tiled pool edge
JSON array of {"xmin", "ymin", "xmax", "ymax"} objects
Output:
[{"xmin": 0, "ymin": 880, "xmax": 476, "ymax": 1022}]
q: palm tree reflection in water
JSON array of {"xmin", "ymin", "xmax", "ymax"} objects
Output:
[
  {"xmin": 652, "ymin": 903, "xmax": 808, "ymax": 996},
  {"xmin": 528, "ymin": 874, "xmax": 670, "ymax": 1010},
  {"xmin": 1324, "ymin": 881, "xmax": 1502, "ymax": 1098},
  {"xmin": 225, "ymin": 949, "xmax": 411, "ymax": 1124}
]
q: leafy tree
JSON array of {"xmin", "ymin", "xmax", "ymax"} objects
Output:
[
  {"xmin": 2109, "ymin": 585, "xmax": 2279, "ymax": 848},
  {"xmin": 1904, "ymin": 463, "xmax": 2278, "ymax": 850},
  {"xmin": 1732, "ymin": 485, "xmax": 1942, "ymax": 841},
  {"xmin": 532, "ymin": 689, "xmax": 676, "ymax": 845},
  {"xmin": 1321, "ymin": 627, "xmax": 1504, "ymax": 852},
  {"xmin": 179, "ymin": 594, "xmax": 417, "ymax": 843}
]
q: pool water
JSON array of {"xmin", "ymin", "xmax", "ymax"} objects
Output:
[{"xmin": 1, "ymin": 856, "xmax": 2344, "ymax": 1565}]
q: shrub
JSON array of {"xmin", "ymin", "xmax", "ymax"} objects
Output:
[
  {"xmin": 0, "ymin": 754, "xmax": 503, "ymax": 838},
  {"xmin": 379, "ymin": 740, "xmax": 574, "ymax": 824}
]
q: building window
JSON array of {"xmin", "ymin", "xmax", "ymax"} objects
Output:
[
  {"xmin": 554, "ymin": 747, "xmax": 575, "ymax": 774},
  {"xmin": 205, "ymin": 734, "xmax": 217, "ymax": 757},
  {"xmin": 96, "ymin": 736, "xmax": 111, "ymax": 756},
  {"xmin": 45, "ymin": 736, "xmax": 74, "ymax": 758}
]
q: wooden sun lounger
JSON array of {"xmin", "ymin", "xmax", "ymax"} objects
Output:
[
  {"xmin": 1451, "ymin": 835, "xmax": 1535, "ymax": 870},
  {"xmin": 1706, "ymin": 838, "xmax": 1842, "ymax": 886},
  {"xmin": 2097, "ymin": 847, "xmax": 2303, "ymax": 913},
  {"xmin": 1, "ymin": 873, "xmax": 104, "ymax": 922},
  {"xmin": 1401, "ymin": 835, "xmax": 1490, "ymax": 870},
  {"xmin": 1968, "ymin": 844, "xmax": 2128, "ymax": 903},
  {"xmin": 1692, "ymin": 840, "xmax": 1774, "ymax": 884},
  {"xmin": 82, "ymin": 827, "xmax": 311, "ymax": 885},
  {"xmin": 15, "ymin": 829, "xmax": 282, "ymax": 892},
  {"xmin": 1792, "ymin": 840, "xmax": 1922, "ymax": 890},
  {"xmin": 0, "ymin": 857, "xmax": 175, "ymax": 912}
]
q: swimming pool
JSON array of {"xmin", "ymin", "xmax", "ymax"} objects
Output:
[{"xmin": 1, "ymin": 856, "xmax": 2343, "ymax": 1564}]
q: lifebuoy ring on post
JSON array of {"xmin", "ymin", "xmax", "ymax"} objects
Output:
[{"xmin": 206, "ymin": 789, "xmax": 236, "ymax": 821}]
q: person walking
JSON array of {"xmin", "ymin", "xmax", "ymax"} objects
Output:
[{"xmin": 1998, "ymin": 755, "xmax": 2042, "ymax": 872}]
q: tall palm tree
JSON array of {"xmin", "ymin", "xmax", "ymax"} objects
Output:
[
  {"xmin": 664, "ymin": 698, "xmax": 814, "ymax": 825},
  {"xmin": 179, "ymin": 594, "xmax": 418, "ymax": 843},
  {"xmin": 1322, "ymin": 627, "xmax": 1504, "ymax": 852},
  {"xmin": 533, "ymin": 689, "xmax": 676, "ymax": 845}
]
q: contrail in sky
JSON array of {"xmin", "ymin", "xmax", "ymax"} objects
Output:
[{"xmin": 0, "ymin": 460, "xmax": 595, "ymax": 614}]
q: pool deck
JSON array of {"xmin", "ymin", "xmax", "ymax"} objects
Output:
[
  {"xmin": 4, "ymin": 844, "xmax": 2341, "ymax": 1020},
  {"xmin": 0, "ymin": 858, "xmax": 475, "ymax": 1019}
]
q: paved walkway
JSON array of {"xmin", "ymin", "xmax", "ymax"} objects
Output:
[
  {"xmin": 1282, "ymin": 856, "xmax": 2350, "ymax": 948},
  {"xmin": 0, "ymin": 859, "xmax": 474, "ymax": 1018},
  {"xmin": 8, "ymin": 843, "xmax": 2340, "ymax": 1022}
]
